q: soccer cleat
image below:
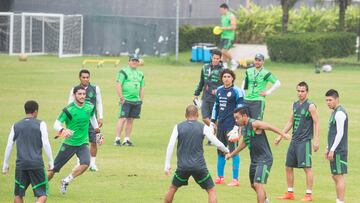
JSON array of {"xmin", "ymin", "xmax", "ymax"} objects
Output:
[
  {"xmin": 89, "ymin": 165, "xmax": 98, "ymax": 172},
  {"xmin": 60, "ymin": 179, "xmax": 69, "ymax": 194},
  {"xmin": 300, "ymin": 194, "xmax": 312, "ymax": 202},
  {"xmin": 227, "ymin": 179, "xmax": 240, "ymax": 187},
  {"xmin": 277, "ymin": 192, "xmax": 295, "ymax": 200},
  {"xmin": 214, "ymin": 177, "xmax": 225, "ymax": 184},
  {"xmin": 122, "ymin": 140, "xmax": 134, "ymax": 147},
  {"xmin": 114, "ymin": 139, "xmax": 121, "ymax": 146}
]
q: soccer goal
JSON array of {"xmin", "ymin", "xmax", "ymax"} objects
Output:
[{"xmin": 0, "ymin": 12, "xmax": 83, "ymax": 57}]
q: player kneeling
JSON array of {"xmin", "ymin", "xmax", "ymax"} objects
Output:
[{"xmin": 164, "ymin": 105, "xmax": 229, "ymax": 203}]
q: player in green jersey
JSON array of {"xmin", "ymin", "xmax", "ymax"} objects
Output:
[
  {"xmin": 115, "ymin": 54, "xmax": 145, "ymax": 146},
  {"xmin": 48, "ymin": 86, "xmax": 100, "ymax": 194},
  {"xmin": 219, "ymin": 3, "xmax": 238, "ymax": 70}
]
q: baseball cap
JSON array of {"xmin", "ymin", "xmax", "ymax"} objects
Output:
[
  {"xmin": 129, "ymin": 54, "xmax": 140, "ymax": 61},
  {"xmin": 254, "ymin": 53, "xmax": 265, "ymax": 61}
]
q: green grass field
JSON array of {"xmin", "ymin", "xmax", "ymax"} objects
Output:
[{"xmin": 0, "ymin": 54, "xmax": 359, "ymax": 203}]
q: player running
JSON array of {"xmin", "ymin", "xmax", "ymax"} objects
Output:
[{"xmin": 47, "ymin": 86, "xmax": 100, "ymax": 194}]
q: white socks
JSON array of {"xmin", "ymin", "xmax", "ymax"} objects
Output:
[
  {"xmin": 124, "ymin": 137, "xmax": 130, "ymax": 142},
  {"xmin": 115, "ymin": 137, "xmax": 121, "ymax": 141},
  {"xmin": 90, "ymin": 156, "xmax": 96, "ymax": 167},
  {"xmin": 306, "ymin": 189, "xmax": 312, "ymax": 194},
  {"xmin": 63, "ymin": 174, "xmax": 74, "ymax": 183},
  {"xmin": 336, "ymin": 199, "xmax": 344, "ymax": 203},
  {"xmin": 287, "ymin": 188, "xmax": 294, "ymax": 192}
]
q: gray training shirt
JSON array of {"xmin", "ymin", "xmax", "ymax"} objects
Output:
[
  {"xmin": 328, "ymin": 106, "xmax": 348, "ymax": 153},
  {"xmin": 13, "ymin": 118, "xmax": 44, "ymax": 170},
  {"xmin": 243, "ymin": 119, "xmax": 273, "ymax": 163},
  {"xmin": 292, "ymin": 100, "xmax": 314, "ymax": 142}
]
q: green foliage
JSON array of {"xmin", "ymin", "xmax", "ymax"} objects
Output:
[
  {"xmin": 179, "ymin": 25, "xmax": 219, "ymax": 52},
  {"xmin": 267, "ymin": 32, "xmax": 357, "ymax": 62}
]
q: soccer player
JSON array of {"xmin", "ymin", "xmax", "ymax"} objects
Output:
[
  {"xmin": 115, "ymin": 54, "xmax": 145, "ymax": 146},
  {"xmin": 277, "ymin": 81, "xmax": 320, "ymax": 201},
  {"xmin": 218, "ymin": 3, "xmax": 238, "ymax": 70},
  {"xmin": 47, "ymin": 86, "xmax": 99, "ymax": 194},
  {"xmin": 68, "ymin": 69, "xmax": 103, "ymax": 172},
  {"xmin": 325, "ymin": 89, "xmax": 348, "ymax": 203},
  {"xmin": 194, "ymin": 49, "xmax": 224, "ymax": 145},
  {"xmin": 241, "ymin": 53, "xmax": 281, "ymax": 120},
  {"xmin": 226, "ymin": 107, "xmax": 289, "ymax": 203},
  {"xmin": 2, "ymin": 100, "xmax": 54, "ymax": 203},
  {"xmin": 211, "ymin": 69, "xmax": 244, "ymax": 186},
  {"xmin": 164, "ymin": 105, "xmax": 229, "ymax": 203}
]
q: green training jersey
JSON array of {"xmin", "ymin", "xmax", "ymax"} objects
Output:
[
  {"xmin": 58, "ymin": 101, "xmax": 95, "ymax": 146},
  {"xmin": 220, "ymin": 12, "xmax": 236, "ymax": 40},
  {"xmin": 116, "ymin": 66, "xmax": 145, "ymax": 102},
  {"xmin": 244, "ymin": 67, "xmax": 277, "ymax": 101}
]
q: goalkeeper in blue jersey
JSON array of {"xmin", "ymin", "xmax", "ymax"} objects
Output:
[{"xmin": 210, "ymin": 69, "xmax": 244, "ymax": 187}]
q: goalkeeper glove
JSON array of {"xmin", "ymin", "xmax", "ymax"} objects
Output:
[{"xmin": 227, "ymin": 126, "xmax": 240, "ymax": 142}]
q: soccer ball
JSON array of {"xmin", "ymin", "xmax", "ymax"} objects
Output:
[
  {"xmin": 321, "ymin": 64, "xmax": 332, "ymax": 73},
  {"xmin": 18, "ymin": 54, "xmax": 28, "ymax": 62}
]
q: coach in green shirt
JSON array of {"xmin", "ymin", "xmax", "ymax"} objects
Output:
[
  {"xmin": 242, "ymin": 53, "xmax": 281, "ymax": 120},
  {"xmin": 115, "ymin": 54, "xmax": 145, "ymax": 146}
]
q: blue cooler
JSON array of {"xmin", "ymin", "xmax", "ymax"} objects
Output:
[
  {"xmin": 197, "ymin": 44, "xmax": 204, "ymax": 62},
  {"xmin": 203, "ymin": 46, "xmax": 217, "ymax": 63},
  {"xmin": 191, "ymin": 45, "xmax": 198, "ymax": 62}
]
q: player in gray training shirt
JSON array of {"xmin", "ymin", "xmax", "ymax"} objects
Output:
[
  {"xmin": 325, "ymin": 89, "xmax": 348, "ymax": 203},
  {"xmin": 2, "ymin": 100, "xmax": 54, "ymax": 203},
  {"xmin": 277, "ymin": 81, "xmax": 320, "ymax": 201},
  {"xmin": 164, "ymin": 105, "xmax": 229, "ymax": 203},
  {"xmin": 226, "ymin": 107, "xmax": 289, "ymax": 203}
]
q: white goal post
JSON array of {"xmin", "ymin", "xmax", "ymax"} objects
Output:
[{"xmin": 0, "ymin": 12, "xmax": 83, "ymax": 57}]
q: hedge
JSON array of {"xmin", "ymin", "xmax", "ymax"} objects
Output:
[
  {"xmin": 179, "ymin": 25, "xmax": 219, "ymax": 52},
  {"xmin": 266, "ymin": 32, "xmax": 357, "ymax": 63}
]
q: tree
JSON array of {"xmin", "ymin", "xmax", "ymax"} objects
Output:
[
  {"xmin": 280, "ymin": 0, "xmax": 299, "ymax": 33},
  {"xmin": 337, "ymin": 0, "xmax": 351, "ymax": 31}
]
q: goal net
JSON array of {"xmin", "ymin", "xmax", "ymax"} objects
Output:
[{"xmin": 0, "ymin": 12, "xmax": 82, "ymax": 57}]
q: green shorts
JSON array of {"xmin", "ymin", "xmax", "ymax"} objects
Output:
[
  {"xmin": 219, "ymin": 38, "xmax": 234, "ymax": 50},
  {"xmin": 330, "ymin": 151, "xmax": 348, "ymax": 175},
  {"xmin": 172, "ymin": 168, "xmax": 214, "ymax": 189},
  {"xmin": 14, "ymin": 168, "xmax": 48, "ymax": 197},
  {"xmin": 249, "ymin": 160, "xmax": 272, "ymax": 184},
  {"xmin": 286, "ymin": 140, "xmax": 312, "ymax": 168}
]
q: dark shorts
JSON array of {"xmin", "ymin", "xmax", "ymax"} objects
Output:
[
  {"xmin": 118, "ymin": 101, "xmax": 142, "ymax": 118},
  {"xmin": 53, "ymin": 143, "xmax": 90, "ymax": 172},
  {"xmin": 245, "ymin": 100, "xmax": 265, "ymax": 120},
  {"xmin": 219, "ymin": 38, "xmax": 234, "ymax": 50},
  {"xmin": 14, "ymin": 168, "xmax": 48, "ymax": 197},
  {"xmin": 249, "ymin": 160, "xmax": 273, "ymax": 184},
  {"xmin": 88, "ymin": 124, "xmax": 97, "ymax": 144},
  {"xmin": 201, "ymin": 100, "xmax": 214, "ymax": 119},
  {"xmin": 330, "ymin": 151, "xmax": 348, "ymax": 175},
  {"xmin": 217, "ymin": 130, "xmax": 238, "ymax": 155},
  {"xmin": 172, "ymin": 168, "xmax": 214, "ymax": 190},
  {"xmin": 286, "ymin": 140, "xmax": 312, "ymax": 168}
]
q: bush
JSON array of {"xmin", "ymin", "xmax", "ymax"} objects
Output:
[
  {"xmin": 266, "ymin": 32, "xmax": 357, "ymax": 63},
  {"xmin": 179, "ymin": 25, "xmax": 219, "ymax": 52}
]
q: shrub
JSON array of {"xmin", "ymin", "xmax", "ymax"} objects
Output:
[
  {"xmin": 266, "ymin": 32, "xmax": 357, "ymax": 63},
  {"xmin": 179, "ymin": 25, "xmax": 219, "ymax": 52}
]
